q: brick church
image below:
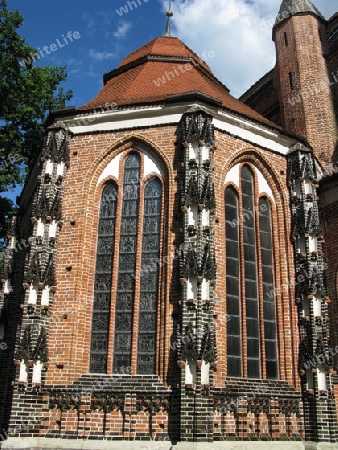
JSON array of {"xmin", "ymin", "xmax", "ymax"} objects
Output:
[{"xmin": 0, "ymin": 0, "xmax": 337, "ymax": 448}]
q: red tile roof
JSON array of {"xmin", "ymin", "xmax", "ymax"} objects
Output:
[
  {"xmin": 119, "ymin": 36, "xmax": 211, "ymax": 72},
  {"xmin": 79, "ymin": 36, "xmax": 278, "ymax": 128}
]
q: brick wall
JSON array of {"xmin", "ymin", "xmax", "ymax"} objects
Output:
[
  {"xmin": 319, "ymin": 175, "xmax": 338, "ymax": 367},
  {"xmin": 0, "ymin": 113, "xmax": 311, "ymax": 444}
]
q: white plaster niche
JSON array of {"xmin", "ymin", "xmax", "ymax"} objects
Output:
[
  {"xmin": 188, "ymin": 205, "xmax": 198, "ymax": 228},
  {"xmin": 189, "ymin": 142, "xmax": 198, "ymax": 162},
  {"xmin": 32, "ymin": 360, "xmax": 43, "ymax": 386},
  {"xmin": 57, "ymin": 161, "xmax": 65, "ymax": 177},
  {"xmin": 201, "ymin": 145, "xmax": 210, "ymax": 162},
  {"xmin": 202, "ymin": 209, "xmax": 210, "ymax": 227},
  {"xmin": 45, "ymin": 160, "xmax": 53, "ymax": 176},
  {"xmin": 317, "ymin": 369, "xmax": 327, "ymax": 392},
  {"xmin": 313, "ymin": 296, "xmax": 321, "ymax": 317},
  {"xmin": 49, "ymin": 220, "xmax": 57, "ymax": 239},
  {"xmin": 187, "ymin": 277, "xmax": 197, "ymax": 301},
  {"xmin": 201, "ymin": 279, "xmax": 210, "ymax": 302},
  {"xmin": 201, "ymin": 360, "xmax": 210, "ymax": 385},
  {"xmin": 28, "ymin": 283, "xmax": 38, "ymax": 306},
  {"xmin": 3, "ymin": 280, "xmax": 11, "ymax": 295},
  {"xmin": 19, "ymin": 361, "xmax": 28, "ymax": 384},
  {"xmin": 185, "ymin": 359, "xmax": 196, "ymax": 385},
  {"xmin": 304, "ymin": 180, "xmax": 313, "ymax": 196},
  {"xmin": 41, "ymin": 286, "xmax": 50, "ymax": 308},
  {"xmin": 143, "ymin": 151, "xmax": 163, "ymax": 178},
  {"xmin": 36, "ymin": 219, "xmax": 45, "ymax": 238},
  {"xmin": 309, "ymin": 235, "xmax": 317, "ymax": 254},
  {"xmin": 10, "ymin": 235, "xmax": 16, "ymax": 250}
]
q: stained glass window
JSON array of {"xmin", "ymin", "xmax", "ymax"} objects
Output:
[
  {"xmin": 225, "ymin": 187, "xmax": 241, "ymax": 377},
  {"xmin": 90, "ymin": 152, "xmax": 163, "ymax": 375},
  {"xmin": 90, "ymin": 183, "xmax": 117, "ymax": 373},
  {"xmin": 137, "ymin": 178, "xmax": 162, "ymax": 374},
  {"xmin": 113, "ymin": 154, "xmax": 140, "ymax": 373},
  {"xmin": 260, "ymin": 198, "xmax": 277, "ymax": 379},
  {"xmin": 225, "ymin": 166, "xmax": 278, "ymax": 380},
  {"xmin": 242, "ymin": 166, "xmax": 260, "ymax": 378}
]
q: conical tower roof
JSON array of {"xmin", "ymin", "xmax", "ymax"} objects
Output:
[
  {"xmin": 80, "ymin": 36, "xmax": 277, "ymax": 128},
  {"xmin": 274, "ymin": 0, "xmax": 325, "ymax": 26}
]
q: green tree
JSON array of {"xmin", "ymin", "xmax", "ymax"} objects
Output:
[{"xmin": 0, "ymin": 0, "xmax": 72, "ymax": 265}]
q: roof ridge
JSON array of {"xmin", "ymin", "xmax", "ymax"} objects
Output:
[{"xmin": 117, "ymin": 35, "xmax": 212, "ymax": 73}]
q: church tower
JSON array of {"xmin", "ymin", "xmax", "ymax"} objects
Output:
[{"xmin": 273, "ymin": 0, "xmax": 338, "ymax": 166}]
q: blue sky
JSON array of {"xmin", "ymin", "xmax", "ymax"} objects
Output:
[
  {"xmin": 9, "ymin": 0, "xmax": 337, "ymax": 107},
  {"xmin": 4, "ymin": 0, "xmax": 337, "ymax": 202},
  {"xmin": 9, "ymin": 0, "xmax": 168, "ymax": 107}
]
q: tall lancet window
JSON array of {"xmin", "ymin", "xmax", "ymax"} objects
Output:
[
  {"xmin": 259, "ymin": 198, "xmax": 277, "ymax": 379},
  {"xmin": 137, "ymin": 178, "xmax": 162, "ymax": 374},
  {"xmin": 90, "ymin": 183, "xmax": 117, "ymax": 373},
  {"xmin": 225, "ymin": 165, "xmax": 277, "ymax": 379},
  {"xmin": 242, "ymin": 166, "xmax": 260, "ymax": 378},
  {"xmin": 90, "ymin": 151, "xmax": 163, "ymax": 375},
  {"xmin": 113, "ymin": 153, "xmax": 141, "ymax": 373},
  {"xmin": 225, "ymin": 187, "xmax": 241, "ymax": 377}
]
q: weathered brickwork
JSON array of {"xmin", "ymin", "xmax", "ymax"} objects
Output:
[
  {"xmin": 1, "ymin": 1, "xmax": 338, "ymax": 447},
  {"xmin": 0, "ymin": 111, "xmax": 319, "ymax": 445},
  {"xmin": 274, "ymin": 15, "xmax": 337, "ymax": 166},
  {"xmin": 244, "ymin": 6, "xmax": 338, "ymax": 168}
]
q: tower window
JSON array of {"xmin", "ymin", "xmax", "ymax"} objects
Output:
[
  {"xmin": 288, "ymin": 72, "xmax": 294, "ymax": 90},
  {"xmin": 284, "ymin": 32, "xmax": 288, "ymax": 46}
]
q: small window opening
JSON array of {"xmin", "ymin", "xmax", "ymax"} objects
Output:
[
  {"xmin": 288, "ymin": 72, "xmax": 294, "ymax": 90},
  {"xmin": 284, "ymin": 32, "xmax": 288, "ymax": 46}
]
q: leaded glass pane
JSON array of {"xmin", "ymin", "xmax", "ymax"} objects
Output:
[
  {"xmin": 137, "ymin": 178, "xmax": 162, "ymax": 374},
  {"xmin": 113, "ymin": 153, "xmax": 141, "ymax": 373},
  {"xmin": 90, "ymin": 183, "xmax": 117, "ymax": 373},
  {"xmin": 260, "ymin": 198, "xmax": 278, "ymax": 379},
  {"xmin": 242, "ymin": 167, "xmax": 260, "ymax": 378},
  {"xmin": 225, "ymin": 187, "xmax": 241, "ymax": 377}
]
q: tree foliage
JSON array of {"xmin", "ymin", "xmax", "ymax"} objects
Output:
[{"xmin": 0, "ymin": 0, "xmax": 72, "ymax": 260}]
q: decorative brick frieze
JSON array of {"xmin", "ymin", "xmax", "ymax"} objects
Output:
[{"xmin": 213, "ymin": 379, "xmax": 303, "ymax": 441}]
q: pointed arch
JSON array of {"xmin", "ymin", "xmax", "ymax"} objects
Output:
[
  {"xmin": 225, "ymin": 185, "xmax": 241, "ymax": 377},
  {"xmin": 224, "ymin": 155, "xmax": 285, "ymax": 380},
  {"xmin": 137, "ymin": 176, "xmax": 163, "ymax": 374},
  {"xmin": 90, "ymin": 181, "xmax": 118, "ymax": 373}
]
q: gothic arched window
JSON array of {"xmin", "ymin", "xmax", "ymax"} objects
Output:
[
  {"xmin": 90, "ymin": 152, "xmax": 163, "ymax": 375},
  {"xmin": 90, "ymin": 182, "xmax": 117, "ymax": 373},
  {"xmin": 225, "ymin": 165, "xmax": 278, "ymax": 379},
  {"xmin": 225, "ymin": 187, "xmax": 241, "ymax": 377}
]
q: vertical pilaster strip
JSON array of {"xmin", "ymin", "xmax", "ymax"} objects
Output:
[
  {"xmin": 7, "ymin": 126, "xmax": 71, "ymax": 434},
  {"xmin": 288, "ymin": 143, "xmax": 338, "ymax": 443},
  {"xmin": 178, "ymin": 109, "xmax": 217, "ymax": 442}
]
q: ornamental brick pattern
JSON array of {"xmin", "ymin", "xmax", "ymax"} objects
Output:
[
  {"xmin": 0, "ymin": 115, "xmax": 313, "ymax": 445},
  {"xmin": 1, "ymin": 1, "xmax": 338, "ymax": 447}
]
